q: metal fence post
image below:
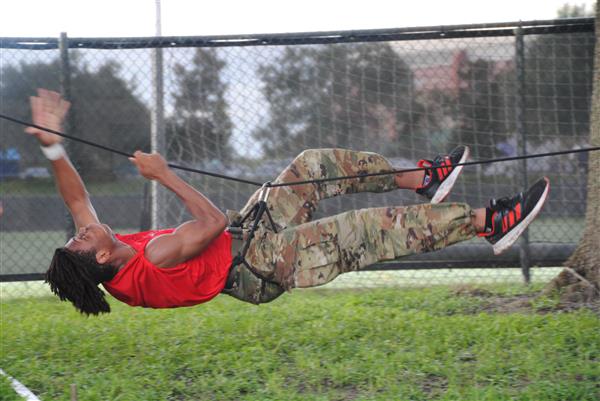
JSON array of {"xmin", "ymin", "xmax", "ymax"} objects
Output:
[
  {"xmin": 514, "ymin": 27, "xmax": 531, "ymax": 284},
  {"xmin": 150, "ymin": 0, "xmax": 166, "ymax": 230},
  {"xmin": 59, "ymin": 32, "xmax": 76, "ymax": 241}
]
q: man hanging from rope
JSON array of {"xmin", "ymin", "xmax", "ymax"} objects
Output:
[{"xmin": 29, "ymin": 89, "xmax": 550, "ymax": 315}]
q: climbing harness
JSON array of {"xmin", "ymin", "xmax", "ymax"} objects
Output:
[{"xmin": 227, "ymin": 182, "xmax": 280, "ymax": 278}]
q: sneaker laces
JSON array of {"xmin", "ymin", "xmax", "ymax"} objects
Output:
[
  {"xmin": 419, "ymin": 155, "xmax": 446, "ymax": 167},
  {"xmin": 479, "ymin": 197, "xmax": 514, "ymax": 237},
  {"xmin": 433, "ymin": 155, "xmax": 446, "ymax": 165},
  {"xmin": 417, "ymin": 155, "xmax": 447, "ymax": 175},
  {"xmin": 489, "ymin": 193, "xmax": 523, "ymax": 213}
]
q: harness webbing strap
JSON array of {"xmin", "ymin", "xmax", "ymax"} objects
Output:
[{"xmin": 229, "ymin": 184, "xmax": 278, "ymax": 281}]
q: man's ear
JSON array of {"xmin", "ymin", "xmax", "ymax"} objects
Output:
[{"xmin": 95, "ymin": 249, "xmax": 111, "ymax": 265}]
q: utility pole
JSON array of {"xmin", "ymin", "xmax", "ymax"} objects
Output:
[{"xmin": 150, "ymin": 0, "xmax": 166, "ymax": 229}]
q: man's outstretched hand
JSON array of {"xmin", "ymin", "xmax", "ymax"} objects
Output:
[
  {"xmin": 129, "ymin": 151, "xmax": 170, "ymax": 181},
  {"xmin": 25, "ymin": 89, "xmax": 71, "ymax": 147}
]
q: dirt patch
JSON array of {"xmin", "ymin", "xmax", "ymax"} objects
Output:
[
  {"xmin": 420, "ymin": 373, "xmax": 449, "ymax": 397},
  {"xmin": 479, "ymin": 294, "xmax": 537, "ymax": 314},
  {"xmin": 548, "ymin": 299, "xmax": 600, "ymax": 315},
  {"xmin": 453, "ymin": 286, "xmax": 494, "ymax": 298},
  {"xmin": 293, "ymin": 378, "xmax": 360, "ymax": 400},
  {"xmin": 452, "ymin": 285, "xmax": 600, "ymax": 316}
]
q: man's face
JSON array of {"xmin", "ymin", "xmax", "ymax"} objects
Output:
[{"xmin": 65, "ymin": 223, "xmax": 115, "ymax": 254}]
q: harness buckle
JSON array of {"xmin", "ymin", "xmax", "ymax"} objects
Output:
[{"xmin": 227, "ymin": 181, "xmax": 279, "ymax": 278}]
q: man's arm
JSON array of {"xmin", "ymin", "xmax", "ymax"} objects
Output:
[
  {"xmin": 47, "ymin": 157, "xmax": 100, "ymax": 230},
  {"xmin": 26, "ymin": 89, "xmax": 100, "ymax": 229},
  {"xmin": 129, "ymin": 151, "xmax": 229, "ymax": 268}
]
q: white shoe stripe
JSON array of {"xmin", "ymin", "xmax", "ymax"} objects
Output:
[{"xmin": 431, "ymin": 146, "xmax": 470, "ymax": 204}]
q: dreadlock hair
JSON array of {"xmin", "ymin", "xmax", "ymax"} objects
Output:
[{"xmin": 45, "ymin": 247, "xmax": 119, "ymax": 316}]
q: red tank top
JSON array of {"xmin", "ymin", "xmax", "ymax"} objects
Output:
[{"xmin": 103, "ymin": 229, "xmax": 232, "ymax": 308}]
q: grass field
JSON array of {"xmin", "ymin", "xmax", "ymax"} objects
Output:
[
  {"xmin": 1, "ymin": 286, "xmax": 599, "ymax": 401},
  {"xmin": 0, "ymin": 214, "xmax": 591, "ymax": 400}
]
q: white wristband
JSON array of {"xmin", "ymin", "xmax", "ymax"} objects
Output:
[{"xmin": 40, "ymin": 143, "xmax": 66, "ymax": 161}]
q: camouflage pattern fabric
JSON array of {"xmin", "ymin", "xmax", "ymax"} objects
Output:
[
  {"xmin": 239, "ymin": 149, "xmax": 399, "ymax": 230},
  {"xmin": 222, "ymin": 149, "xmax": 476, "ymax": 302},
  {"xmin": 220, "ymin": 263, "xmax": 285, "ymax": 305},
  {"xmin": 246, "ymin": 203, "xmax": 476, "ymax": 290}
]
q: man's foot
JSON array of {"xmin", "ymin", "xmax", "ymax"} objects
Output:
[
  {"xmin": 416, "ymin": 145, "xmax": 470, "ymax": 203},
  {"xmin": 479, "ymin": 177, "xmax": 550, "ymax": 255}
]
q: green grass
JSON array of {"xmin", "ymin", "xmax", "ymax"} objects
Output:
[
  {"xmin": 1, "ymin": 287, "xmax": 598, "ymax": 401},
  {"xmin": 0, "ymin": 374, "xmax": 24, "ymax": 401}
]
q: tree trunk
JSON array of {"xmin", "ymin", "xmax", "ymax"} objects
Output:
[{"xmin": 545, "ymin": 3, "xmax": 600, "ymax": 302}]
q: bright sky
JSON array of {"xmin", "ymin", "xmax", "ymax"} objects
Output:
[{"xmin": 0, "ymin": 0, "xmax": 595, "ymax": 38}]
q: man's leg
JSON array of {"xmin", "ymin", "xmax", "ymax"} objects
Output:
[
  {"xmin": 239, "ymin": 148, "xmax": 416, "ymax": 230},
  {"xmin": 246, "ymin": 202, "xmax": 478, "ymax": 289},
  {"xmin": 228, "ymin": 148, "xmax": 400, "ymax": 302},
  {"xmin": 245, "ymin": 176, "xmax": 550, "ymax": 289}
]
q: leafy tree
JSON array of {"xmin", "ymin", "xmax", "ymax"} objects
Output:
[
  {"xmin": 556, "ymin": 3, "xmax": 594, "ymax": 18},
  {"xmin": 451, "ymin": 55, "xmax": 515, "ymax": 159},
  {"xmin": 166, "ymin": 48, "xmax": 232, "ymax": 164},
  {"xmin": 1, "ymin": 59, "xmax": 62, "ymax": 167},
  {"xmin": 69, "ymin": 60, "xmax": 151, "ymax": 179},
  {"xmin": 254, "ymin": 43, "xmax": 418, "ymax": 158},
  {"xmin": 414, "ymin": 88, "xmax": 457, "ymax": 151},
  {"xmin": 523, "ymin": 7, "xmax": 594, "ymax": 144},
  {"xmin": 1, "ymin": 55, "xmax": 150, "ymax": 179}
]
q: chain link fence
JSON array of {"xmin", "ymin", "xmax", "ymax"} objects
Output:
[{"xmin": 0, "ymin": 18, "xmax": 594, "ymax": 296}]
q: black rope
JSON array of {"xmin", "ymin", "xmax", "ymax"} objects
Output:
[
  {"xmin": 1, "ymin": 112, "xmax": 599, "ymax": 189},
  {"xmin": 268, "ymin": 146, "xmax": 600, "ymax": 188},
  {"xmin": 0, "ymin": 113, "xmax": 263, "ymax": 186}
]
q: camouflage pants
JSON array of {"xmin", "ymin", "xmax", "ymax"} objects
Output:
[{"xmin": 222, "ymin": 149, "xmax": 477, "ymax": 304}]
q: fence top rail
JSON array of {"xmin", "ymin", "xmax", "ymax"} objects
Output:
[{"xmin": 0, "ymin": 17, "xmax": 594, "ymax": 50}]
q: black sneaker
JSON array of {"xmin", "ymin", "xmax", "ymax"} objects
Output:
[
  {"xmin": 479, "ymin": 177, "xmax": 550, "ymax": 255},
  {"xmin": 416, "ymin": 146, "xmax": 470, "ymax": 204}
]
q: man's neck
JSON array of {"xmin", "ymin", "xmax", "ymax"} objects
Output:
[{"xmin": 110, "ymin": 240, "xmax": 137, "ymax": 270}]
